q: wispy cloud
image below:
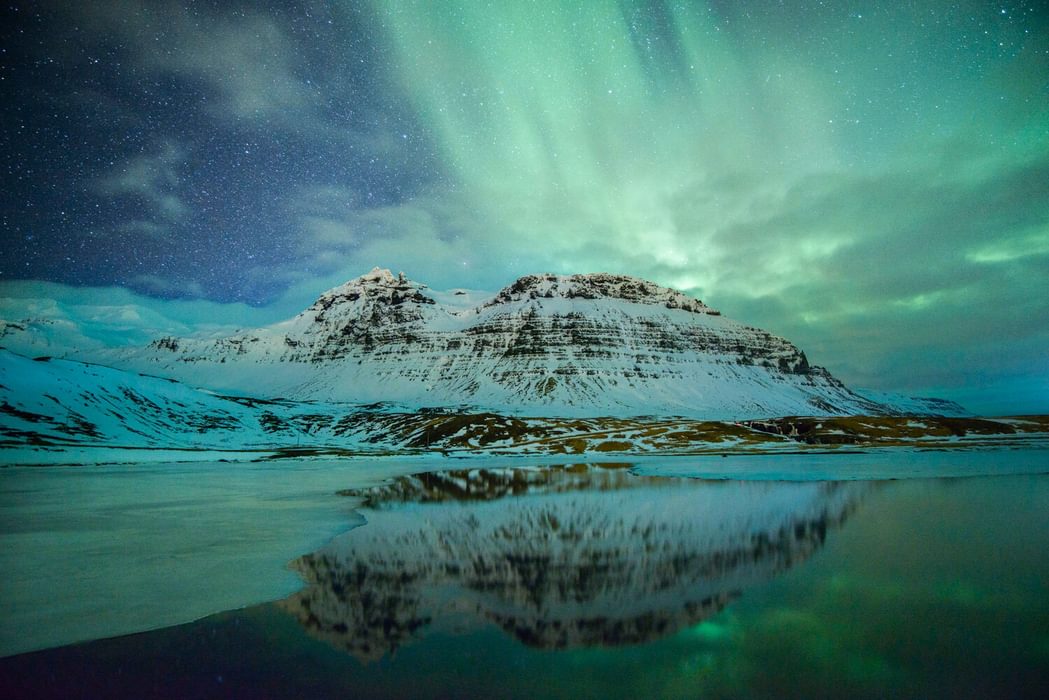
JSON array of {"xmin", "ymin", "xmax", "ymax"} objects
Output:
[
  {"xmin": 94, "ymin": 142, "xmax": 189, "ymax": 227},
  {"xmin": 71, "ymin": 0, "xmax": 314, "ymax": 122},
  {"xmin": 127, "ymin": 274, "xmax": 205, "ymax": 299},
  {"xmin": 0, "ymin": 279, "xmax": 281, "ymax": 355}
]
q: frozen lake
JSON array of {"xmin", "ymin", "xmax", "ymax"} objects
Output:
[{"xmin": 1, "ymin": 450, "xmax": 1048, "ymax": 697}]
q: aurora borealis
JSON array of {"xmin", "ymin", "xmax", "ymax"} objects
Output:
[{"xmin": 2, "ymin": 1, "xmax": 1047, "ymax": 412}]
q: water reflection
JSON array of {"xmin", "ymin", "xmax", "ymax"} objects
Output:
[{"xmin": 281, "ymin": 465, "xmax": 870, "ymax": 660}]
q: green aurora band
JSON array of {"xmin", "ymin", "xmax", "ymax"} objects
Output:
[{"xmin": 352, "ymin": 1, "xmax": 1048, "ymax": 412}]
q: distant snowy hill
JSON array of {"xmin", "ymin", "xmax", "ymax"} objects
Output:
[
  {"xmin": 0, "ymin": 349, "xmax": 315, "ymax": 451},
  {"xmin": 101, "ymin": 267, "xmax": 960, "ymax": 418},
  {"xmin": 850, "ymin": 388, "xmax": 969, "ymax": 417}
]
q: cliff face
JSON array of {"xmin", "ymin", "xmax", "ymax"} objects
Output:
[
  {"xmin": 123, "ymin": 268, "xmax": 888, "ymax": 418},
  {"xmin": 280, "ymin": 466, "xmax": 870, "ymax": 659}
]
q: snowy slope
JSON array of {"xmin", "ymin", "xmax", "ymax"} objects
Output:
[
  {"xmin": 0, "ymin": 349, "xmax": 348, "ymax": 451},
  {"xmin": 112, "ymin": 268, "xmax": 928, "ymax": 418},
  {"xmin": 853, "ymin": 388, "xmax": 969, "ymax": 416},
  {"xmin": 1, "ymin": 348, "xmax": 1025, "ymax": 461}
]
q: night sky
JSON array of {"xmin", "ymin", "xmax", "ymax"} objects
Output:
[{"xmin": 2, "ymin": 1, "xmax": 1047, "ymax": 413}]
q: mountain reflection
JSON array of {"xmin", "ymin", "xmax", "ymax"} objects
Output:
[{"xmin": 280, "ymin": 465, "xmax": 869, "ymax": 660}]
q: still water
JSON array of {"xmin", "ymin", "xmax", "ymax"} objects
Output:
[{"xmin": 1, "ymin": 456, "xmax": 1048, "ymax": 698}]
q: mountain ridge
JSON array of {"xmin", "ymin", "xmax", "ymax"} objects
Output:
[
  {"xmin": 1, "ymin": 268, "xmax": 972, "ymax": 420},
  {"xmin": 113, "ymin": 268, "xmax": 907, "ymax": 418}
]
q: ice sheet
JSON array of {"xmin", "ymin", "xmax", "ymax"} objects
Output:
[
  {"xmin": 0, "ymin": 459, "xmax": 425, "ymax": 657},
  {"xmin": 2, "ymin": 450, "xmax": 1047, "ymax": 657},
  {"xmin": 630, "ymin": 448, "xmax": 1049, "ymax": 481}
]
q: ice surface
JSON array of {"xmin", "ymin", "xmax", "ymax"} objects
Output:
[
  {"xmin": 283, "ymin": 469, "xmax": 870, "ymax": 658},
  {"xmin": 0, "ymin": 459, "xmax": 425, "ymax": 657},
  {"xmin": 2, "ymin": 450, "xmax": 1046, "ymax": 658},
  {"xmin": 630, "ymin": 448, "xmax": 1049, "ymax": 481}
]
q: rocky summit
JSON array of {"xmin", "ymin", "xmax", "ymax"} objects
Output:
[{"xmin": 115, "ymin": 268, "xmax": 948, "ymax": 418}]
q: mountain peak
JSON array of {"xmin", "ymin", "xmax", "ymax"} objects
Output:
[
  {"xmin": 333, "ymin": 267, "xmax": 411, "ymax": 291},
  {"xmin": 301, "ymin": 269, "xmax": 436, "ymax": 335},
  {"xmin": 488, "ymin": 273, "xmax": 719, "ymax": 315},
  {"xmin": 359, "ymin": 267, "xmax": 400, "ymax": 285},
  {"xmin": 309, "ymin": 268, "xmax": 432, "ymax": 311}
]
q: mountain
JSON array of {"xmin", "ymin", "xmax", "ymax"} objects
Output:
[{"xmin": 109, "ymin": 268, "xmax": 944, "ymax": 418}]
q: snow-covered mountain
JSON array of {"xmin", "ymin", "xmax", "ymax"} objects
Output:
[{"xmin": 108, "ymin": 268, "xmax": 936, "ymax": 418}]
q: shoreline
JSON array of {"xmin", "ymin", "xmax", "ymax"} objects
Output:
[{"xmin": 3, "ymin": 428, "xmax": 1048, "ymax": 468}]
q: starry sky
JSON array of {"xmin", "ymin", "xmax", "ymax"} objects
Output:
[{"xmin": 2, "ymin": 1, "xmax": 1047, "ymax": 413}]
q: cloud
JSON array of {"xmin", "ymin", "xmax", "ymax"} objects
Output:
[
  {"xmin": 127, "ymin": 274, "xmax": 205, "ymax": 299},
  {"xmin": 259, "ymin": 183, "xmax": 555, "ymax": 299},
  {"xmin": 63, "ymin": 0, "xmax": 404, "ymax": 161},
  {"xmin": 0, "ymin": 279, "xmax": 284, "ymax": 358},
  {"xmin": 71, "ymin": 0, "xmax": 314, "ymax": 122},
  {"xmin": 689, "ymin": 150, "xmax": 1049, "ymax": 397},
  {"xmin": 94, "ymin": 142, "xmax": 189, "ymax": 227},
  {"xmin": 287, "ymin": 185, "xmax": 362, "ymax": 249}
]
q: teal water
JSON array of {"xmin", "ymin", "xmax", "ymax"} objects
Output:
[{"xmin": 1, "ymin": 460, "xmax": 1048, "ymax": 698}]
